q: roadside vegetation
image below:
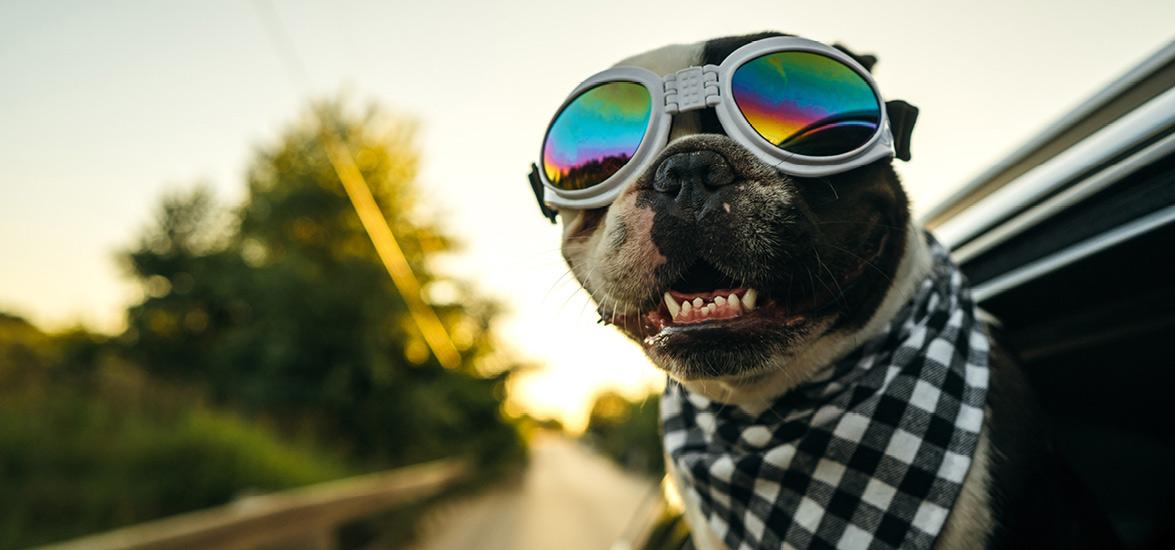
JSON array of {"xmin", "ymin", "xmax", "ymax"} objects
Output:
[
  {"xmin": 582, "ymin": 390, "xmax": 662, "ymax": 476},
  {"xmin": 0, "ymin": 100, "xmax": 525, "ymax": 548}
]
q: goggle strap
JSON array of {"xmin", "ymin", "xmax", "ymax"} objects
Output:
[
  {"xmin": 528, "ymin": 164, "xmax": 558, "ymax": 223},
  {"xmin": 885, "ymin": 100, "xmax": 920, "ymax": 162}
]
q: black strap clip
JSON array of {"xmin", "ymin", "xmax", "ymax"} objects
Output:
[
  {"xmin": 528, "ymin": 163, "xmax": 558, "ymax": 224},
  {"xmin": 885, "ymin": 100, "xmax": 919, "ymax": 162}
]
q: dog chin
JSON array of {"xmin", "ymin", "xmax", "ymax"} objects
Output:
[
  {"xmin": 648, "ymin": 329, "xmax": 813, "ymax": 382},
  {"xmin": 608, "ymin": 297, "xmax": 836, "ymax": 381}
]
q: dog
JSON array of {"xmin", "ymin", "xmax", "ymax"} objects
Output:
[{"xmin": 534, "ymin": 32, "xmax": 1118, "ymax": 549}]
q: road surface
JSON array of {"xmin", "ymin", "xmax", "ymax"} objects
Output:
[{"xmin": 408, "ymin": 435, "xmax": 659, "ymax": 550}]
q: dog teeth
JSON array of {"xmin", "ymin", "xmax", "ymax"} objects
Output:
[
  {"xmin": 664, "ymin": 292, "xmax": 680, "ymax": 318},
  {"xmin": 664, "ymin": 288, "xmax": 760, "ymax": 324},
  {"xmin": 742, "ymin": 289, "xmax": 758, "ymax": 311}
]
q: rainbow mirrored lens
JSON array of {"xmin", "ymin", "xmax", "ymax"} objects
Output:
[
  {"xmin": 543, "ymin": 81, "xmax": 652, "ymax": 190},
  {"xmin": 732, "ymin": 52, "xmax": 880, "ymax": 157}
]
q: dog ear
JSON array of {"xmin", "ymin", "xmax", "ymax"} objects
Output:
[
  {"xmin": 832, "ymin": 43, "xmax": 877, "ymax": 73},
  {"xmin": 885, "ymin": 100, "xmax": 919, "ymax": 162}
]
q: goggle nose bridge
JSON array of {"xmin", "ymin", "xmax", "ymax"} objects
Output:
[{"xmin": 663, "ymin": 65, "xmax": 722, "ymax": 114}]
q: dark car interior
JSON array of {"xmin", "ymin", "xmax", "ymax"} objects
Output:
[{"xmin": 926, "ymin": 41, "xmax": 1175, "ymax": 549}]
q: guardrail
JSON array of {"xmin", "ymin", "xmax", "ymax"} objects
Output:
[{"xmin": 36, "ymin": 458, "xmax": 469, "ymax": 550}]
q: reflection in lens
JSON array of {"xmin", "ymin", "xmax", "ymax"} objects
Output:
[
  {"xmin": 543, "ymin": 81, "xmax": 651, "ymax": 190},
  {"xmin": 732, "ymin": 52, "xmax": 880, "ymax": 157}
]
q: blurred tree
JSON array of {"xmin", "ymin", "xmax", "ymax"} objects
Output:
[
  {"xmin": 121, "ymin": 100, "xmax": 523, "ymax": 468},
  {"xmin": 584, "ymin": 390, "xmax": 662, "ymax": 475},
  {"xmin": 0, "ymin": 312, "xmax": 353, "ymax": 548}
]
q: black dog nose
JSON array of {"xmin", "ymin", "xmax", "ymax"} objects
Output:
[{"xmin": 653, "ymin": 150, "xmax": 735, "ymax": 202}]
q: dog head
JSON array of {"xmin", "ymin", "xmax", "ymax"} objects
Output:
[{"xmin": 552, "ymin": 32, "xmax": 928, "ymax": 401}]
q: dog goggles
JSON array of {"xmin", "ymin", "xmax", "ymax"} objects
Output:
[{"xmin": 528, "ymin": 36, "xmax": 917, "ymax": 220}]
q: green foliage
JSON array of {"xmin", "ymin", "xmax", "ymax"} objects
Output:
[
  {"xmin": 119, "ymin": 100, "xmax": 524, "ymax": 468},
  {"xmin": 0, "ymin": 318, "xmax": 350, "ymax": 549},
  {"xmin": 0, "ymin": 98, "xmax": 525, "ymax": 546},
  {"xmin": 584, "ymin": 390, "xmax": 662, "ymax": 476}
]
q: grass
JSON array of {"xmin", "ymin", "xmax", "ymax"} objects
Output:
[{"xmin": 0, "ymin": 367, "xmax": 352, "ymax": 549}]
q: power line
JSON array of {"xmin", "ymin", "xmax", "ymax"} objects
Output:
[{"xmin": 251, "ymin": 0, "xmax": 462, "ymax": 369}]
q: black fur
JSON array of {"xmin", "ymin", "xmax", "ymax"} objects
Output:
[{"xmin": 984, "ymin": 334, "xmax": 1121, "ymax": 549}]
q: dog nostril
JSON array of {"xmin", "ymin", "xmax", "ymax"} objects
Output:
[
  {"xmin": 653, "ymin": 170, "xmax": 681, "ymax": 193},
  {"xmin": 703, "ymin": 162, "xmax": 735, "ymax": 189},
  {"xmin": 653, "ymin": 150, "xmax": 735, "ymax": 197}
]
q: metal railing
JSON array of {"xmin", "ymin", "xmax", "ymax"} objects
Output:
[{"xmin": 36, "ymin": 459, "xmax": 469, "ymax": 550}]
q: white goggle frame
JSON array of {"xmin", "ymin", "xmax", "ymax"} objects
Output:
[{"xmin": 537, "ymin": 36, "xmax": 896, "ymax": 211}]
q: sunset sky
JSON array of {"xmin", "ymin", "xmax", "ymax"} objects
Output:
[{"xmin": 1, "ymin": 0, "xmax": 1171, "ymax": 430}]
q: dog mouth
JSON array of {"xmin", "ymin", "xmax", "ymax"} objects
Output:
[
  {"xmin": 601, "ymin": 260, "xmax": 811, "ymax": 342},
  {"xmin": 648, "ymin": 261, "xmax": 812, "ymax": 334},
  {"xmin": 653, "ymin": 261, "xmax": 777, "ymax": 328},
  {"xmin": 662, "ymin": 287, "xmax": 759, "ymax": 325},
  {"xmin": 599, "ymin": 233, "xmax": 892, "ymax": 353}
]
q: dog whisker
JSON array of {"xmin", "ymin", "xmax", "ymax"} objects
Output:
[
  {"xmin": 822, "ymin": 178, "xmax": 839, "ymax": 200},
  {"xmin": 541, "ymin": 268, "xmax": 577, "ymax": 305},
  {"xmin": 812, "ymin": 245, "xmax": 849, "ymax": 308},
  {"xmin": 820, "ymin": 241, "xmax": 894, "ymax": 284}
]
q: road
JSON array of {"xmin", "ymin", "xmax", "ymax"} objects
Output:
[{"xmin": 408, "ymin": 435, "xmax": 659, "ymax": 550}]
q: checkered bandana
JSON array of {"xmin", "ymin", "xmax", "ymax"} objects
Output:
[{"xmin": 661, "ymin": 236, "xmax": 989, "ymax": 550}]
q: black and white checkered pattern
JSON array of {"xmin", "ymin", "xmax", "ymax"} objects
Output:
[{"xmin": 661, "ymin": 235, "xmax": 989, "ymax": 550}]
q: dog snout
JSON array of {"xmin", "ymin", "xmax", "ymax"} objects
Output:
[{"xmin": 652, "ymin": 150, "xmax": 735, "ymax": 209}]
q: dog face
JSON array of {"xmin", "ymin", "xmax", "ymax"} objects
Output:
[{"xmin": 558, "ymin": 32, "xmax": 914, "ymax": 387}]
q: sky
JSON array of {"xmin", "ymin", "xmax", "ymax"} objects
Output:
[{"xmin": 1, "ymin": 0, "xmax": 1172, "ymax": 431}]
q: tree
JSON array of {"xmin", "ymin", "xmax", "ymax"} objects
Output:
[
  {"xmin": 584, "ymin": 390, "xmax": 661, "ymax": 475},
  {"xmin": 121, "ymin": 100, "xmax": 523, "ymax": 467}
]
